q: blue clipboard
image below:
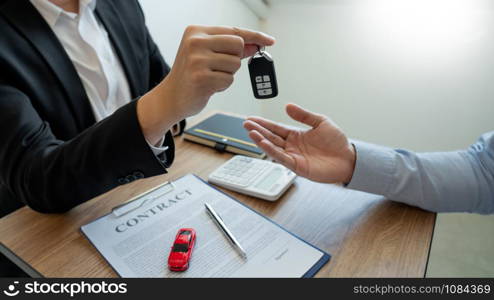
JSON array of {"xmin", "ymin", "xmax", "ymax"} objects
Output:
[
  {"xmin": 194, "ymin": 175, "xmax": 331, "ymax": 278},
  {"xmin": 81, "ymin": 174, "xmax": 331, "ymax": 278}
]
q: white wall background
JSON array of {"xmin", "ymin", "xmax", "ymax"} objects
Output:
[
  {"xmin": 139, "ymin": 0, "xmax": 262, "ymax": 117},
  {"xmin": 262, "ymin": 0, "xmax": 494, "ymax": 152}
]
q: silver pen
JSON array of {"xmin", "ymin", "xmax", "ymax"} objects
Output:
[{"xmin": 204, "ymin": 203, "xmax": 247, "ymax": 259}]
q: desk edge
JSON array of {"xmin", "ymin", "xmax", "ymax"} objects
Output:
[{"xmin": 0, "ymin": 242, "xmax": 42, "ymax": 278}]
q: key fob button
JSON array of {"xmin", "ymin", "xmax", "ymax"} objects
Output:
[
  {"xmin": 259, "ymin": 89, "xmax": 273, "ymax": 96},
  {"xmin": 248, "ymin": 50, "xmax": 278, "ymax": 99}
]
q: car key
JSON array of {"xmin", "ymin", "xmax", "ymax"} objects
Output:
[{"xmin": 248, "ymin": 47, "xmax": 278, "ymax": 99}]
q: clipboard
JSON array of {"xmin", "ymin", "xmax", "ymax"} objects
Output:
[{"xmin": 81, "ymin": 174, "xmax": 331, "ymax": 278}]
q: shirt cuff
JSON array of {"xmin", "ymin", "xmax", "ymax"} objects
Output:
[
  {"xmin": 346, "ymin": 140, "xmax": 396, "ymax": 197},
  {"xmin": 146, "ymin": 136, "xmax": 169, "ymax": 157}
]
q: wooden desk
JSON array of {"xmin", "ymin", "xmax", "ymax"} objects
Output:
[{"xmin": 0, "ymin": 135, "xmax": 435, "ymax": 278}]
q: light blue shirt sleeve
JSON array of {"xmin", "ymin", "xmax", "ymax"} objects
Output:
[{"xmin": 347, "ymin": 131, "xmax": 494, "ymax": 214}]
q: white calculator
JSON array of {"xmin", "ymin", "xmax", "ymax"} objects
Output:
[{"xmin": 208, "ymin": 155, "xmax": 297, "ymax": 201}]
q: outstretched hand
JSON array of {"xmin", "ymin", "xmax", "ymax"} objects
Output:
[
  {"xmin": 138, "ymin": 25, "xmax": 275, "ymax": 145},
  {"xmin": 243, "ymin": 104, "xmax": 356, "ymax": 184}
]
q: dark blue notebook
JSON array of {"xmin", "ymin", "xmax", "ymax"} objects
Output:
[{"xmin": 184, "ymin": 113, "xmax": 265, "ymax": 158}]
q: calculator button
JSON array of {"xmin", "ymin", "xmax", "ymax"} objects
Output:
[
  {"xmin": 236, "ymin": 181, "xmax": 249, "ymax": 187},
  {"xmin": 255, "ymin": 76, "xmax": 263, "ymax": 83},
  {"xmin": 263, "ymin": 75, "xmax": 270, "ymax": 82}
]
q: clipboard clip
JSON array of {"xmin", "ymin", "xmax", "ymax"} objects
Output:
[{"xmin": 111, "ymin": 181, "xmax": 175, "ymax": 218}]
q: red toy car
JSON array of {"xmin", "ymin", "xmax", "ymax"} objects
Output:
[{"xmin": 168, "ymin": 228, "xmax": 196, "ymax": 272}]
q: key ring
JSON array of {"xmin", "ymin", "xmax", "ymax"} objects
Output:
[{"xmin": 257, "ymin": 45, "xmax": 266, "ymax": 55}]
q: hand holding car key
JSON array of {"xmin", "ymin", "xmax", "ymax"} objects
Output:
[{"xmin": 248, "ymin": 46, "xmax": 278, "ymax": 99}]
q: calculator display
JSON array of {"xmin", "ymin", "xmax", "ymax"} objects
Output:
[{"xmin": 255, "ymin": 168, "xmax": 282, "ymax": 191}]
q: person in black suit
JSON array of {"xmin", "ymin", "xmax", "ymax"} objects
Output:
[
  {"xmin": 0, "ymin": 0, "xmax": 275, "ymax": 217},
  {"xmin": 0, "ymin": 0, "xmax": 274, "ymax": 276}
]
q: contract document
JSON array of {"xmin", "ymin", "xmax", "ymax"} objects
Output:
[{"xmin": 81, "ymin": 174, "xmax": 330, "ymax": 277}]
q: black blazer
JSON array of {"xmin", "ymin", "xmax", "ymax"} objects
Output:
[{"xmin": 0, "ymin": 0, "xmax": 177, "ymax": 216}]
